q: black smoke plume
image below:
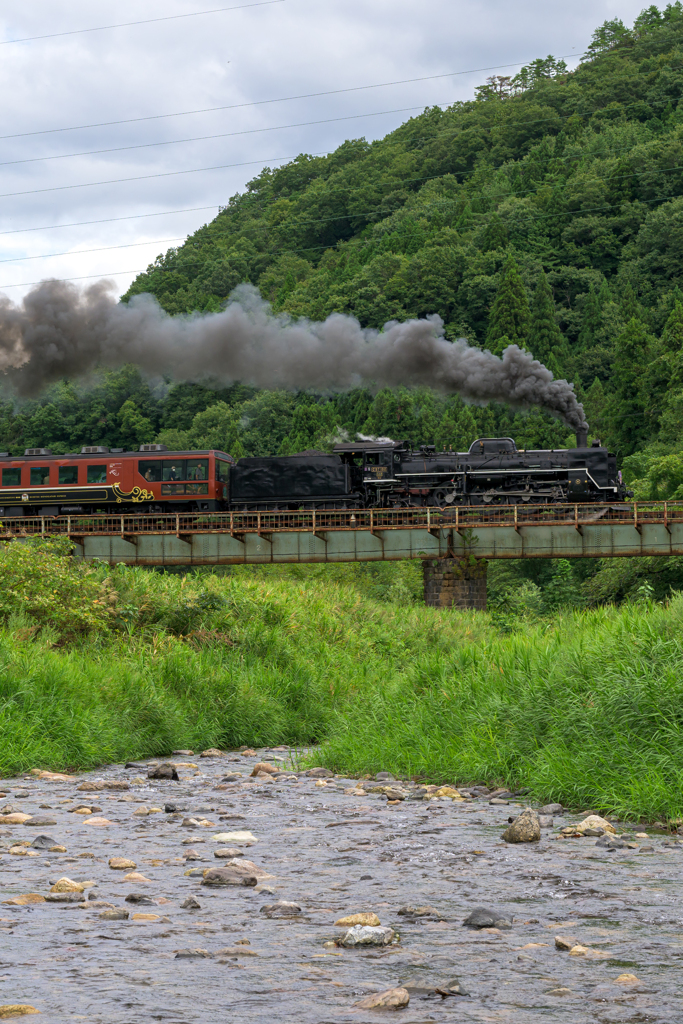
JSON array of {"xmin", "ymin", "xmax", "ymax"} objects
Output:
[{"xmin": 0, "ymin": 279, "xmax": 587, "ymax": 431}]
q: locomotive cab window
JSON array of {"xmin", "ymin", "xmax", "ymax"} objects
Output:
[
  {"xmin": 58, "ymin": 466, "xmax": 78, "ymax": 484},
  {"xmin": 1, "ymin": 468, "xmax": 20, "ymax": 486},
  {"xmin": 138, "ymin": 459, "xmax": 161, "ymax": 482},
  {"xmin": 87, "ymin": 465, "xmax": 107, "ymax": 483},
  {"xmin": 30, "ymin": 466, "xmax": 50, "ymax": 485}
]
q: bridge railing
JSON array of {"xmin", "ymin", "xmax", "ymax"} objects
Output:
[{"xmin": 0, "ymin": 502, "xmax": 682, "ymax": 538}]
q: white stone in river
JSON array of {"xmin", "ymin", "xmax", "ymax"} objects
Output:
[{"xmin": 210, "ymin": 831, "xmax": 258, "ymax": 844}]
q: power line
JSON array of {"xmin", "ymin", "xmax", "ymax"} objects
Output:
[
  {"xmin": 0, "ymin": 207, "xmax": 220, "ymax": 236},
  {"xmin": 0, "ymin": 55, "xmax": 580, "ymax": 141},
  {"xmin": 0, "ymin": 237, "xmax": 186, "ymax": 264},
  {"xmin": 0, "ymin": 152, "xmax": 311, "ymax": 200},
  {"xmin": 0, "ymin": 2, "xmax": 285, "ymax": 46},
  {"xmin": 2, "ymin": 150, "xmax": 681, "ymax": 258},
  {"xmin": 0, "ymin": 102, "xmax": 450, "ymax": 169},
  {"xmin": 1, "ymin": 189, "xmax": 680, "ymax": 289}
]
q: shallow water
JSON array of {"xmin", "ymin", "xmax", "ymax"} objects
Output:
[{"xmin": 1, "ymin": 754, "xmax": 682, "ymax": 1023}]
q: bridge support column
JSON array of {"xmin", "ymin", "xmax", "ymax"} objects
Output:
[{"xmin": 422, "ymin": 557, "xmax": 487, "ymax": 611}]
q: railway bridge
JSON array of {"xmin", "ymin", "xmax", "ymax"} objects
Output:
[{"xmin": 1, "ymin": 502, "xmax": 680, "ymax": 610}]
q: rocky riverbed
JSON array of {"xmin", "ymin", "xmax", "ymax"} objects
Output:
[{"xmin": 0, "ymin": 750, "xmax": 681, "ymax": 1022}]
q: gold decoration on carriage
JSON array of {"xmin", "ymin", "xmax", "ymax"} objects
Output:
[{"xmin": 112, "ymin": 483, "xmax": 154, "ymax": 503}]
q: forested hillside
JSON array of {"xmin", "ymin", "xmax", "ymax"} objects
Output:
[{"xmin": 4, "ymin": 7, "xmax": 683, "ymax": 504}]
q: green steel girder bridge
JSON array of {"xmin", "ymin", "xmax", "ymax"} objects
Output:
[
  {"xmin": 4, "ymin": 503, "xmax": 678, "ymax": 607},
  {"xmin": 1, "ymin": 502, "xmax": 680, "ymax": 565}
]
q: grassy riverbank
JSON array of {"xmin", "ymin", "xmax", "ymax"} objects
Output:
[{"xmin": 1, "ymin": 539, "xmax": 683, "ymax": 823}]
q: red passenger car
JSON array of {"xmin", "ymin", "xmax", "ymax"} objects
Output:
[{"xmin": 0, "ymin": 444, "xmax": 234, "ymax": 516}]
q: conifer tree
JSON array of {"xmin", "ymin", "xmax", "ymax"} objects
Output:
[
  {"xmin": 528, "ymin": 270, "xmax": 566, "ymax": 375},
  {"xmin": 607, "ymin": 317, "xmax": 653, "ymax": 455},
  {"xmin": 481, "ymin": 213, "xmax": 508, "ymax": 252},
  {"xmin": 486, "ymin": 256, "xmax": 531, "ymax": 355},
  {"xmin": 662, "ymin": 300, "xmax": 683, "ymax": 352},
  {"xmin": 578, "ymin": 286, "xmax": 602, "ymax": 351}
]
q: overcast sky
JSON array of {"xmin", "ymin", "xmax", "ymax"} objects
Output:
[{"xmin": 0, "ymin": 0, "xmax": 650, "ymax": 300}]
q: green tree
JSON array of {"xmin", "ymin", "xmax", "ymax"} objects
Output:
[
  {"xmin": 486, "ymin": 256, "xmax": 531, "ymax": 355},
  {"xmin": 117, "ymin": 400, "xmax": 155, "ymax": 450},
  {"xmin": 528, "ymin": 270, "xmax": 566, "ymax": 374},
  {"xmin": 607, "ymin": 318, "xmax": 653, "ymax": 456}
]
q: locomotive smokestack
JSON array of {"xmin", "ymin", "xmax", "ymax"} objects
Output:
[
  {"xmin": 0, "ymin": 279, "xmax": 589, "ymax": 433},
  {"xmin": 576, "ymin": 428, "xmax": 588, "ymax": 448}
]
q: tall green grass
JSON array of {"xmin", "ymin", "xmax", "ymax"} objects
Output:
[{"xmin": 1, "ymin": 539, "xmax": 683, "ymax": 821}]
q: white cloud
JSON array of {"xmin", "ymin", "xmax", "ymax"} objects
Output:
[{"xmin": 0, "ymin": 0, "xmax": 651, "ymax": 298}]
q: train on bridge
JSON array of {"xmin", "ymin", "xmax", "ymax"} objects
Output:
[{"xmin": 0, "ymin": 430, "xmax": 630, "ymax": 516}]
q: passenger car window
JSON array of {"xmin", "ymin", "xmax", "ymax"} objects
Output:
[
  {"xmin": 215, "ymin": 460, "xmax": 230, "ymax": 482},
  {"xmin": 186, "ymin": 459, "xmax": 208, "ymax": 481},
  {"xmin": 30, "ymin": 466, "xmax": 50, "ymax": 485},
  {"xmin": 58, "ymin": 466, "xmax": 78, "ymax": 484},
  {"xmin": 1, "ymin": 468, "xmax": 20, "ymax": 486},
  {"xmin": 162, "ymin": 461, "xmax": 186, "ymax": 481},
  {"xmin": 138, "ymin": 460, "xmax": 161, "ymax": 482},
  {"xmin": 87, "ymin": 465, "xmax": 107, "ymax": 483}
]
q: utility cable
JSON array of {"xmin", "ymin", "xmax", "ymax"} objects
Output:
[
  {"xmin": 0, "ymin": 55, "xmax": 581, "ymax": 140},
  {"xmin": 0, "ymin": 2, "xmax": 285, "ymax": 46},
  {"xmin": 1, "ymin": 188, "xmax": 680, "ymax": 289}
]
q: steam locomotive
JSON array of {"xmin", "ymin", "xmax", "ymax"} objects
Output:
[{"xmin": 0, "ymin": 430, "xmax": 629, "ymax": 516}]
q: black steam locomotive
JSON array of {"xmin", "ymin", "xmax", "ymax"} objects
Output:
[{"xmin": 230, "ymin": 431, "xmax": 630, "ymax": 509}]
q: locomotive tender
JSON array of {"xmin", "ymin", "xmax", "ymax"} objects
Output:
[{"xmin": 0, "ymin": 430, "xmax": 628, "ymax": 516}]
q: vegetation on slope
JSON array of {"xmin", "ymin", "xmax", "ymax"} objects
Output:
[{"xmin": 2, "ymin": 538, "xmax": 683, "ymax": 824}]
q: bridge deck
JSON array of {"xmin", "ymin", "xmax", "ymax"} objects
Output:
[{"xmin": 0, "ymin": 503, "xmax": 681, "ymax": 565}]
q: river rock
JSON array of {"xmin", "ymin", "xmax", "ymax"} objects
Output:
[
  {"xmin": 105, "ymin": 781, "xmax": 129, "ymax": 791},
  {"xmin": 147, "ymin": 764, "xmax": 179, "ymax": 780},
  {"xmin": 100, "ymin": 909, "xmax": 129, "ymax": 920},
  {"xmin": 180, "ymin": 897, "xmax": 201, "ymax": 909},
  {"xmin": 574, "ymin": 815, "xmax": 617, "ymax": 835},
  {"xmin": 211, "ymin": 831, "xmax": 257, "ymax": 844},
  {"xmin": 402, "ymin": 978, "xmax": 467, "ymax": 998},
  {"xmin": 2, "ymin": 894, "xmax": 45, "ymax": 906},
  {"xmin": 250, "ymin": 763, "xmax": 278, "ymax": 777},
  {"xmin": 77, "ymin": 781, "xmax": 106, "ymax": 792},
  {"xmin": 23, "ymin": 816, "xmax": 56, "ymax": 827},
  {"xmin": 354, "ymin": 987, "xmax": 409, "ymax": 1009},
  {"xmin": 502, "ymin": 808, "xmax": 541, "ymax": 843},
  {"xmin": 339, "ymin": 925, "xmax": 395, "ymax": 947},
  {"xmin": 175, "ymin": 948, "xmax": 211, "ymax": 958},
  {"xmin": 259, "ymin": 900, "xmax": 301, "ymax": 918},
  {"xmin": 397, "ymin": 905, "xmax": 444, "ymax": 921},
  {"xmin": 50, "ymin": 877, "xmax": 84, "ymax": 893},
  {"xmin": 220, "ymin": 773, "xmax": 243, "ymax": 783},
  {"xmin": 124, "ymin": 894, "xmax": 156, "ymax": 905},
  {"xmin": 540, "ymin": 803, "xmax": 563, "ymax": 815},
  {"xmin": 201, "ymin": 867, "xmax": 257, "ymax": 887},
  {"xmin": 335, "ymin": 912, "xmax": 381, "ymax": 927},
  {"xmin": 201, "ymin": 749, "xmax": 224, "ymax": 758},
  {"xmin": 45, "ymin": 892, "xmax": 84, "ymax": 903},
  {"xmin": 463, "ymin": 907, "xmax": 512, "ymax": 929},
  {"xmin": 0, "ymin": 1006, "xmax": 40, "ymax": 1018},
  {"xmin": 215, "ymin": 946, "xmax": 259, "ymax": 957},
  {"xmin": 555, "ymin": 934, "xmax": 577, "ymax": 950},
  {"xmin": 305, "ymin": 767, "xmax": 334, "ymax": 778},
  {"xmin": 0, "ymin": 813, "xmax": 31, "ymax": 824},
  {"xmin": 382, "ymin": 787, "xmax": 408, "ymax": 801},
  {"xmin": 123, "ymin": 872, "xmax": 152, "ymax": 883},
  {"xmin": 214, "ymin": 847, "xmax": 244, "ymax": 858},
  {"xmin": 109, "ymin": 858, "xmax": 136, "ymax": 870}
]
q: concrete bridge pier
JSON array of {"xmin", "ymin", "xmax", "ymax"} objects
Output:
[{"xmin": 422, "ymin": 556, "xmax": 488, "ymax": 611}]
